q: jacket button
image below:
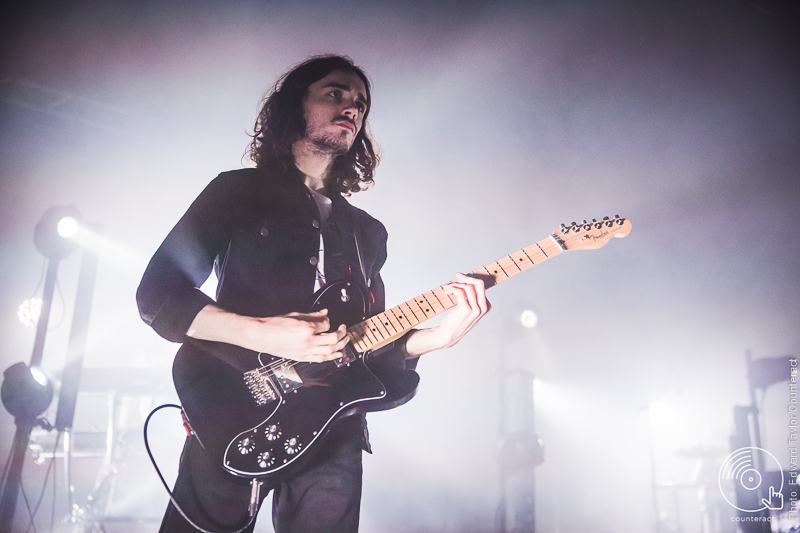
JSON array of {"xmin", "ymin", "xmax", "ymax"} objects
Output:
[
  {"xmin": 312, "ymin": 220, "xmax": 319, "ymax": 229},
  {"xmin": 309, "ymin": 257, "xmax": 318, "ymax": 266},
  {"xmin": 260, "ymin": 228, "xmax": 269, "ymax": 237}
]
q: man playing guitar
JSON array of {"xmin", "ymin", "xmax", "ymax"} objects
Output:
[{"xmin": 137, "ymin": 55, "xmax": 489, "ymax": 533}]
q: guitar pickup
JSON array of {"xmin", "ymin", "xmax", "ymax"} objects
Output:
[
  {"xmin": 271, "ymin": 362, "xmax": 303, "ymax": 394},
  {"xmin": 334, "ymin": 346, "xmax": 358, "ymax": 368}
]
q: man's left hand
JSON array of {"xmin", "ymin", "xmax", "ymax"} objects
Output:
[{"xmin": 404, "ymin": 273, "xmax": 491, "ymax": 358}]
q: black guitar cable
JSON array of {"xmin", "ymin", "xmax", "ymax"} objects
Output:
[{"xmin": 144, "ymin": 404, "xmax": 261, "ymax": 533}]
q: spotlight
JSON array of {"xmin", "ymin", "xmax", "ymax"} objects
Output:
[
  {"xmin": 56, "ymin": 216, "xmax": 79, "ymax": 238},
  {"xmin": 34, "ymin": 205, "xmax": 82, "ymax": 260},
  {"xmin": 519, "ymin": 309, "xmax": 538, "ymax": 329},
  {"xmin": 17, "ymin": 298, "xmax": 42, "ymax": 327},
  {"xmin": 1, "ymin": 363, "xmax": 53, "ymax": 420}
]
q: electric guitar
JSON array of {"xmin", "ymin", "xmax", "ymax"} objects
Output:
[{"xmin": 173, "ymin": 216, "xmax": 632, "ymax": 481}]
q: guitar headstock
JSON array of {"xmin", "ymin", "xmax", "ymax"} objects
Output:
[{"xmin": 553, "ymin": 216, "xmax": 632, "ymax": 251}]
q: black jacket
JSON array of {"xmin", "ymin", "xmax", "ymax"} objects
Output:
[{"xmin": 137, "ymin": 166, "xmax": 411, "ymax": 360}]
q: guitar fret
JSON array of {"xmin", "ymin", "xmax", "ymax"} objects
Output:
[
  {"xmin": 508, "ymin": 250, "xmax": 532, "ymax": 270},
  {"xmin": 536, "ymin": 242, "xmax": 549, "ymax": 257},
  {"xmin": 495, "ymin": 258, "xmax": 515, "ymax": 278},
  {"xmin": 496, "ymin": 261, "xmax": 510, "ymax": 279},
  {"xmin": 379, "ymin": 311, "xmax": 401, "ymax": 335},
  {"xmin": 390, "ymin": 307, "xmax": 413, "ymax": 328},
  {"xmin": 431, "ymin": 286, "xmax": 456, "ymax": 310},
  {"xmin": 518, "ymin": 249, "xmax": 536, "ymax": 267},
  {"xmin": 349, "ymin": 323, "xmax": 373, "ymax": 351},
  {"xmin": 399, "ymin": 302, "xmax": 423, "ymax": 325},
  {"xmin": 389, "ymin": 308, "xmax": 411, "ymax": 331},
  {"xmin": 372, "ymin": 314, "xmax": 394, "ymax": 338},
  {"xmin": 522, "ymin": 243, "xmax": 547, "ymax": 263},
  {"xmin": 481, "ymin": 262, "xmax": 508, "ymax": 283},
  {"xmin": 422, "ymin": 291, "xmax": 445, "ymax": 314},
  {"xmin": 354, "ymin": 319, "xmax": 380, "ymax": 346},
  {"xmin": 366, "ymin": 317, "xmax": 387, "ymax": 341},
  {"xmin": 412, "ymin": 298, "xmax": 434, "ymax": 319},
  {"xmin": 347, "ymin": 328, "xmax": 368, "ymax": 351},
  {"xmin": 540, "ymin": 236, "xmax": 565, "ymax": 257}
]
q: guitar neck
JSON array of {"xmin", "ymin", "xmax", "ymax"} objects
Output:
[{"xmin": 346, "ymin": 233, "xmax": 567, "ymax": 353}]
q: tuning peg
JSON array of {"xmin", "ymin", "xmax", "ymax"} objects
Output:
[
  {"xmin": 560, "ymin": 223, "xmax": 569, "ymax": 235},
  {"xmin": 616, "ymin": 217, "xmax": 625, "ymax": 225}
]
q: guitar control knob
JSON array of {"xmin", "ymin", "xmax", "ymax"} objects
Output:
[
  {"xmin": 284, "ymin": 436, "xmax": 303, "ymax": 455},
  {"xmin": 238, "ymin": 436, "xmax": 256, "ymax": 455},
  {"xmin": 257, "ymin": 450, "xmax": 275, "ymax": 469},
  {"xmin": 265, "ymin": 424, "xmax": 282, "ymax": 441}
]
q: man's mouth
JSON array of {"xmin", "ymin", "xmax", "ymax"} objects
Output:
[{"xmin": 334, "ymin": 118, "xmax": 355, "ymax": 132}]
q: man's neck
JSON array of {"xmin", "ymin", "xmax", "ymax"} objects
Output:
[{"xmin": 292, "ymin": 140, "xmax": 335, "ymax": 193}]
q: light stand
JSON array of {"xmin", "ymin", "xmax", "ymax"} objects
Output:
[
  {"xmin": 496, "ymin": 308, "xmax": 544, "ymax": 533},
  {"xmin": 0, "ymin": 206, "xmax": 82, "ymax": 531},
  {"xmin": 55, "ymin": 221, "xmax": 101, "ymax": 521}
]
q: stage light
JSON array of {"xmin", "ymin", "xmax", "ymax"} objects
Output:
[
  {"xmin": 56, "ymin": 216, "xmax": 78, "ymax": 238},
  {"xmin": 33, "ymin": 205, "xmax": 82, "ymax": 260},
  {"xmin": 520, "ymin": 309, "xmax": 538, "ymax": 329},
  {"xmin": 17, "ymin": 298, "xmax": 42, "ymax": 327},
  {"xmin": 1, "ymin": 362, "xmax": 54, "ymax": 420}
]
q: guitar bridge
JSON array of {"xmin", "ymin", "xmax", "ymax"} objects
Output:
[
  {"xmin": 244, "ymin": 362, "xmax": 304, "ymax": 406},
  {"xmin": 243, "ymin": 368, "xmax": 278, "ymax": 406}
]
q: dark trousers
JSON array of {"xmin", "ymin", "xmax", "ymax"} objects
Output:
[{"xmin": 159, "ymin": 425, "xmax": 363, "ymax": 533}]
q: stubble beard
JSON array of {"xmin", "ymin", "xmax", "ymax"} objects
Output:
[{"xmin": 306, "ymin": 129, "xmax": 352, "ymax": 157}]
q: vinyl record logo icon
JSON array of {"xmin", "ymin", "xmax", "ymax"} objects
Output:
[{"xmin": 718, "ymin": 447, "xmax": 783, "ymax": 512}]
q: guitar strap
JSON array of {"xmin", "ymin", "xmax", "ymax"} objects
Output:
[
  {"xmin": 353, "ymin": 232, "xmax": 368, "ymax": 288},
  {"xmin": 351, "ymin": 214, "xmax": 372, "ymax": 316}
]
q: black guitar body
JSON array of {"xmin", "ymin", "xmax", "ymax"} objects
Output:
[{"xmin": 172, "ymin": 280, "xmax": 419, "ymax": 482}]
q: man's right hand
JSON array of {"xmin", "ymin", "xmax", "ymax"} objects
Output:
[{"xmin": 187, "ymin": 305, "xmax": 349, "ymax": 363}]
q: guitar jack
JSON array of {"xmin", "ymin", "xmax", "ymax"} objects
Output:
[{"xmin": 249, "ymin": 479, "xmax": 263, "ymax": 517}]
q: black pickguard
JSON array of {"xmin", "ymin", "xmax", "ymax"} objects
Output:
[{"xmin": 172, "ymin": 280, "xmax": 419, "ymax": 481}]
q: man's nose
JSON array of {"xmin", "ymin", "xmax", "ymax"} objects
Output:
[{"xmin": 342, "ymin": 101, "xmax": 358, "ymax": 118}]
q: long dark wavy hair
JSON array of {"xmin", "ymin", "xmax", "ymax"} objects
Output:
[{"xmin": 247, "ymin": 55, "xmax": 380, "ymax": 195}]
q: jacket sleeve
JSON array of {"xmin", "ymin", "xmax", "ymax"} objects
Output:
[{"xmin": 136, "ymin": 175, "xmax": 233, "ymax": 343}]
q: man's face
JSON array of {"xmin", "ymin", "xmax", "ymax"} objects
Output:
[{"xmin": 302, "ymin": 69, "xmax": 368, "ymax": 155}]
